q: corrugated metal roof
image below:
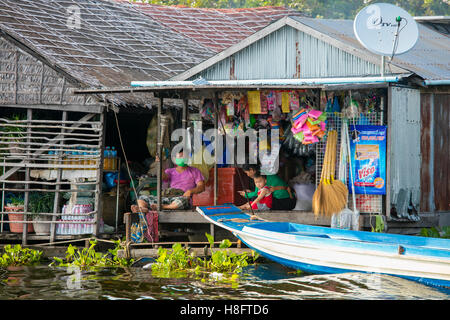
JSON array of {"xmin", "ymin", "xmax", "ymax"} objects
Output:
[
  {"xmin": 190, "ymin": 24, "xmax": 384, "ymax": 81},
  {"xmin": 290, "ymin": 16, "xmax": 450, "ymax": 81}
]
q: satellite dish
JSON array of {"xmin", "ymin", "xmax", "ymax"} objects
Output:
[{"xmin": 354, "ymin": 3, "xmax": 419, "ymax": 56}]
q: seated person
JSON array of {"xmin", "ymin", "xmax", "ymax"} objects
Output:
[
  {"xmin": 238, "ymin": 164, "xmax": 296, "ymax": 210},
  {"xmin": 239, "ymin": 173, "xmax": 272, "ymax": 211},
  {"xmin": 131, "ymin": 151, "xmax": 205, "ymax": 213}
]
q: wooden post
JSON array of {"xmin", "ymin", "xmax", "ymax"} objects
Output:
[
  {"xmin": 115, "ymin": 157, "xmax": 121, "ymax": 232},
  {"xmin": 94, "ymin": 111, "xmax": 106, "ymax": 236},
  {"xmin": 1, "ymin": 159, "xmax": 5, "ymax": 232},
  {"xmin": 211, "ymin": 92, "xmax": 220, "ymax": 244},
  {"xmin": 182, "ymin": 98, "xmax": 188, "ymax": 130},
  {"xmin": 213, "ymin": 92, "xmax": 219, "ymax": 206},
  {"xmin": 182, "ymin": 97, "xmax": 188, "ymax": 154},
  {"xmin": 125, "ymin": 212, "xmax": 131, "ymax": 244},
  {"xmin": 386, "ymin": 87, "xmax": 392, "ymax": 219},
  {"xmin": 156, "ymin": 97, "xmax": 162, "ymax": 211},
  {"xmin": 22, "ymin": 108, "xmax": 32, "ymax": 245},
  {"xmin": 50, "ymin": 111, "xmax": 67, "ymax": 243}
]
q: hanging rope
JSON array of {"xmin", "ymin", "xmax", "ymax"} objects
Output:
[{"xmin": 111, "ymin": 106, "xmax": 152, "ymax": 244}]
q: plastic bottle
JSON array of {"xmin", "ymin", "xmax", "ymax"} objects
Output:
[
  {"xmin": 86, "ymin": 148, "xmax": 92, "ymax": 169},
  {"xmin": 111, "ymin": 146, "xmax": 117, "ymax": 170},
  {"xmin": 63, "ymin": 151, "xmax": 69, "ymax": 170},
  {"xmin": 53, "ymin": 150, "xmax": 60, "ymax": 168},
  {"xmin": 91, "ymin": 149, "xmax": 98, "ymax": 170},
  {"xmin": 107, "ymin": 147, "xmax": 112, "ymax": 170},
  {"xmin": 48, "ymin": 150, "xmax": 54, "ymax": 169},
  {"xmin": 103, "ymin": 147, "xmax": 108, "ymax": 170},
  {"xmin": 77, "ymin": 151, "xmax": 82, "ymax": 170},
  {"xmin": 105, "ymin": 147, "xmax": 112, "ymax": 170},
  {"xmin": 70, "ymin": 151, "xmax": 76, "ymax": 170}
]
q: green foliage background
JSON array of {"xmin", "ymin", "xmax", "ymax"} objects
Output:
[{"xmin": 130, "ymin": 0, "xmax": 450, "ymax": 18}]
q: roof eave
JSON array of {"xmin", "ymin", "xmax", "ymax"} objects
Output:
[{"xmin": 74, "ymin": 75, "xmax": 410, "ymax": 95}]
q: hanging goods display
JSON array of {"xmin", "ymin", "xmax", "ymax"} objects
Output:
[
  {"xmin": 291, "ymin": 108, "xmax": 327, "ymax": 145},
  {"xmin": 349, "ymin": 125, "xmax": 386, "ymax": 195},
  {"xmin": 248, "ymin": 91, "xmax": 266, "ymax": 114}
]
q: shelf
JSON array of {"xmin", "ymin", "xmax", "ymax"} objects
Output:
[{"xmin": 30, "ymin": 169, "xmax": 97, "ymax": 181}]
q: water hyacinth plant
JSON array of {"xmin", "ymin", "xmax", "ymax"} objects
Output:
[
  {"xmin": 151, "ymin": 233, "xmax": 260, "ymax": 283},
  {"xmin": 0, "ymin": 244, "xmax": 42, "ymax": 267},
  {"xmin": 420, "ymin": 226, "xmax": 450, "ymax": 239},
  {"xmin": 50, "ymin": 239, "xmax": 133, "ymax": 269}
]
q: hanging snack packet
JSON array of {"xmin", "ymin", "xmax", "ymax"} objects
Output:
[
  {"xmin": 260, "ymin": 91, "xmax": 268, "ymax": 114},
  {"xmin": 289, "ymin": 91, "xmax": 300, "ymax": 110},
  {"xmin": 248, "ymin": 90, "xmax": 261, "ymax": 114},
  {"xmin": 266, "ymin": 90, "xmax": 276, "ymax": 111}
]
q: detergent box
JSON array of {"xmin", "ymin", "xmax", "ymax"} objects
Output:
[{"xmin": 349, "ymin": 125, "xmax": 386, "ymax": 195}]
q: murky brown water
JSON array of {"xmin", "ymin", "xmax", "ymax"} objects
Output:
[{"xmin": 1, "ymin": 262, "xmax": 448, "ymax": 300}]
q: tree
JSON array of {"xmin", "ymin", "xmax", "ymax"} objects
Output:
[{"xmin": 132, "ymin": 0, "xmax": 450, "ymax": 18}]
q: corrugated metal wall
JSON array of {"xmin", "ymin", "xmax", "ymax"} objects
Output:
[
  {"xmin": 420, "ymin": 92, "xmax": 450, "ymax": 213},
  {"xmin": 388, "ymin": 86, "xmax": 421, "ymax": 215},
  {"xmin": 192, "ymin": 25, "xmax": 380, "ymax": 80}
]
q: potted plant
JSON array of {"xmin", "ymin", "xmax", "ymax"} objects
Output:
[
  {"xmin": 0, "ymin": 114, "xmax": 26, "ymax": 156},
  {"xmin": 5, "ymin": 194, "xmax": 33, "ymax": 233},
  {"xmin": 30, "ymin": 192, "xmax": 55, "ymax": 235}
]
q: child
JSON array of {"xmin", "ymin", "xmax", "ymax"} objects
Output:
[{"xmin": 239, "ymin": 173, "xmax": 273, "ymax": 211}]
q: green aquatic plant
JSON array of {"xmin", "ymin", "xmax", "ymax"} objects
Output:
[
  {"xmin": 151, "ymin": 233, "xmax": 260, "ymax": 283},
  {"xmin": 199, "ymin": 233, "xmax": 257, "ymax": 274},
  {"xmin": 50, "ymin": 239, "xmax": 133, "ymax": 269},
  {"xmin": 420, "ymin": 226, "xmax": 450, "ymax": 239},
  {"xmin": 0, "ymin": 244, "xmax": 42, "ymax": 267}
]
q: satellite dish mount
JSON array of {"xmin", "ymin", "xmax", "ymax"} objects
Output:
[{"xmin": 354, "ymin": 3, "xmax": 419, "ymax": 77}]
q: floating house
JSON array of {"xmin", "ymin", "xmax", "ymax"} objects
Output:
[
  {"xmin": 0, "ymin": 0, "xmax": 301, "ymax": 243},
  {"xmin": 0, "ymin": 1, "xmax": 448, "ymax": 246}
]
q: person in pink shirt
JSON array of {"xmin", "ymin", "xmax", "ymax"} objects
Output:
[{"xmin": 132, "ymin": 151, "xmax": 205, "ymax": 212}]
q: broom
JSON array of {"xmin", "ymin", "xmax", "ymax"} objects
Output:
[
  {"xmin": 328, "ymin": 130, "xmax": 349, "ymax": 211},
  {"xmin": 313, "ymin": 130, "xmax": 348, "ymax": 217},
  {"xmin": 312, "ymin": 130, "xmax": 333, "ymax": 216}
]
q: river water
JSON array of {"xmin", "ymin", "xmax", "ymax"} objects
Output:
[{"xmin": 0, "ymin": 262, "xmax": 448, "ymax": 300}]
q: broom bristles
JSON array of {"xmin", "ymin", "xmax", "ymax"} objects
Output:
[{"xmin": 313, "ymin": 130, "xmax": 349, "ymax": 217}]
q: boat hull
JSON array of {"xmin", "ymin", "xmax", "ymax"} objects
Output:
[
  {"xmin": 236, "ymin": 228, "xmax": 450, "ymax": 288},
  {"xmin": 196, "ymin": 206, "xmax": 450, "ymax": 288}
]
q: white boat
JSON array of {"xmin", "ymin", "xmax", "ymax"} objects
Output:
[{"xmin": 197, "ymin": 205, "xmax": 450, "ymax": 288}]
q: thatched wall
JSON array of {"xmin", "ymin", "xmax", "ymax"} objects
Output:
[{"xmin": 0, "ymin": 36, "xmax": 100, "ymax": 107}]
